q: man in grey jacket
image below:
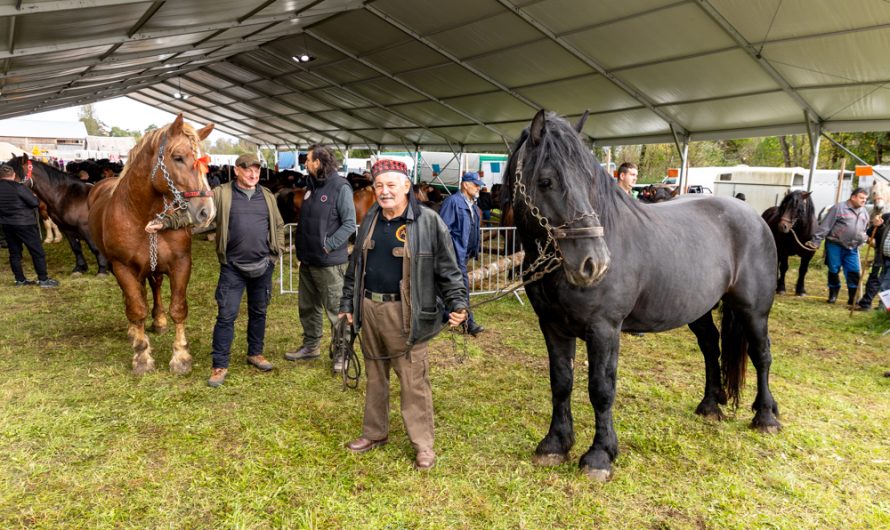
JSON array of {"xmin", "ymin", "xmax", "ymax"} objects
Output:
[
  {"xmin": 338, "ymin": 159, "xmax": 466, "ymax": 471},
  {"xmin": 807, "ymin": 187, "xmax": 869, "ymax": 304}
]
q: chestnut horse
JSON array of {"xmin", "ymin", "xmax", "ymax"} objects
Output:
[{"xmin": 88, "ymin": 115, "xmax": 214, "ymax": 375}]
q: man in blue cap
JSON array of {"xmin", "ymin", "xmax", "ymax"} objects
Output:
[{"xmin": 439, "ymin": 171, "xmax": 485, "ymax": 335}]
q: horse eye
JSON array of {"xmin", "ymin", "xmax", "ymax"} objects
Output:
[
  {"xmin": 538, "ymin": 178, "xmax": 552, "ymax": 189},
  {"xmin": 173, "ymin": 155, "xmax": 184, "ymax": 163}
]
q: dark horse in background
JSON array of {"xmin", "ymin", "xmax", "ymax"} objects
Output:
[
  {"xmin": 761, "ymin": 191, "xmax": 816, "ymax": 296},
  {"xmin": 89, "ymin": 115, "xmax": 214, "ymax": 375},
  {"xmin": 7, "ymin": 155, "xmax": 109, "ymax": 275},
  {"xmin": 637, "ymin": 184, "xmax": 679, "ymax": 203},
  {"xmin": 505, "ymin": 110, "xmax": 780, "ymax": 480}
]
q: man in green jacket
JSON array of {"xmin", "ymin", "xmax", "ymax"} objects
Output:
[
  {"xmin": 148, "ymin": 153, "xmax": 285, "ymax": 387},
  {"xmin": 338, "ymin": 159, "xmax": 467, "ymax": 471}
]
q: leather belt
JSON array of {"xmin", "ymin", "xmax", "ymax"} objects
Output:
[{"xmin": 364, "ymin": 289, "xmax": 400, "ymax": 302}]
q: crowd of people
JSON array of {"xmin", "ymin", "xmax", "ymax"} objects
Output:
[{"xmin": 5, "ymin": 147, "xmax": 889, "ymax": 470}]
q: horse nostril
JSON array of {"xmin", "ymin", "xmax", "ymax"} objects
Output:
[
  {"xmin": 196, "ymin": 207, "xmax": 208, "ymax": 223},
  {"xmin": 581, "ymin": 257, "xmax": 595, "ymax": 279}
]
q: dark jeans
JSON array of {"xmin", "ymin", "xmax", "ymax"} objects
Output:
[
  {"xmin": 211, "ymin": 261, "xmax": 274, "ymax": 368},
  {"xmin": 2, "ymin": 223, "xmax": 48, "ymax": 282},
  {"xmin": 859, "ymin": 255, "xmax": 890, "ymax": 307},
  {"xmin": 458, "ymin": 261, "xmax": 477, "ymax": 326}
]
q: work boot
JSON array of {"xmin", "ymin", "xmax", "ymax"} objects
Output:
[
  {"xmin": 827, "ymin": 287, "xmax": 839, "ymax": 304},
  {"xmin": 284, "ymin": 345, "xmax": 320, "ymax": 361},
  {"xmin": 247, "ymin": 354, "xmax": 274, "ymax": 372},
  {"xmin": 207, "ymin": 367, "xmax": 228, "ymax": 388},
  {"xmin": 467, "ymin": 322, "xmax": 485, "ymax": 336},
  {"xmin": 847, "ymin": 288, "xmax": 859, "ymax": 306}
]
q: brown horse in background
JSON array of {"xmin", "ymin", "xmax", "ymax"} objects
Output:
[{"xmin": 88, "ymin": 115, "xmax": 214, "ymax": 375}]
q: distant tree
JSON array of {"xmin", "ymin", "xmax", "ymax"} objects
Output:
[
  {"xmin": 144, "ymin": 124, "xmax": 158, "ymax": 135},
  {"xmin": 109, "ymin": 126, "xmax": 141, "ymax": 138},
  {"xmin": 78, "ymin": 104, "xmax": 107, "ymax": 136}
]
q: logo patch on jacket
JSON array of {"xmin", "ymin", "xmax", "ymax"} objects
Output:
[
  {"xmin": 395, "ymin": 225, "xmax": 407, "ymax": 243},
  {"xmin": 320, "ymin": 194, "xmax": 328, "ymax": 203}
]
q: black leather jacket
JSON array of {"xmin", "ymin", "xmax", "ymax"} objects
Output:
[{"xmin": 340, "ymin": 202, "xmax": 467, "ymax": 345}]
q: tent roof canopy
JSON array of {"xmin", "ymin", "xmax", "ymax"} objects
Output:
[{"xmin": 1, "ymin": 0, "xmax": 889, "ymax": 150}]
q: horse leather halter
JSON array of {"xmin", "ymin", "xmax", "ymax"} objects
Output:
[
  {"xmin": 147, "ymin": 133, "xmax": 212, "ymax": 271},
  {"xmin": 509, "ymin": 142, "xmax": 605, "ymax": 283}
]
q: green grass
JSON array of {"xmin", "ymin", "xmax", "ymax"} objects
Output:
[{"xmin": 1, "ymin": 240, "xmax": 888, "ymax": 529}]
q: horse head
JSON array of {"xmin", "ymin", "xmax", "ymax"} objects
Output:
[
  {"xmin": 777, "ymin": 190, "xmax": 813, "ymax": 234},
  {"xmin": 870, "ymin": 181, "xmax": 888, "ymax": 213},
  {"xmin": 135, "ymin": 114, "xmax": 216, "ymax": 228},
  {"xmin": 510, "ymin": 109, "xmax": 610, "ymax": 287}
]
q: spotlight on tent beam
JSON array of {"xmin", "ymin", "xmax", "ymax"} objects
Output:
[
  {"xmin": 174, "ymin": 92, "xmax": 182, "ymax": 99},
  {"xmin": 292, "ymin": 54, "xmax": 315, "ymax": 63}
]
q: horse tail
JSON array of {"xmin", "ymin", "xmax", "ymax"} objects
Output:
[{"xmin": 720, "ymin": 304, "xmax": 748, "ymax": 409}]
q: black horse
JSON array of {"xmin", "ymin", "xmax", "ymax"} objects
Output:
[
  {"xmin": 7, "ymin": 155, "xmax": 108, "ymax": 275},
  {"xmin": 637, "ymin": 184, "xmax": 678, "ymax": 203},
  {"xmin": 505, "ymin": 110, "xmax": 781, "ymax": 480},
  {"xmin": 761, "ymin": 191, "xmax": 816, "ymax": 296}
]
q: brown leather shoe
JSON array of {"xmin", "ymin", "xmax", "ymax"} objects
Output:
[
  {"xmin": 207, "ymin": 368, "xmax": 227, "ymax": 388},
  {"xmin": 247, "ymin": 355, "xmax": 274, "ymax": 371},
  {"xmin": 346, "ymin": 436, "xmax": 388, "ymax": 453},
  {"xmin": 415, "ymin": 449, "xmax": 436, "ymax": 470}
]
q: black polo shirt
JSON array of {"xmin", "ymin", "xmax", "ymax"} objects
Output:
[{"xmin": 364, "ymin": 208, "xmax": 407, "ymax": 294}]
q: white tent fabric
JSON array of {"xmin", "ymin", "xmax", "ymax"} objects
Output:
[{"xmin": 1, "ymin": 0, "xmax": 889, "ymax": 150}]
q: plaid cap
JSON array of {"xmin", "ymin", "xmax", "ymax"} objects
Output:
[
  {"xmin": 0, "ymin": 164, "xmax": 14, "ymax": 176},
  {"xmin": 371, "ymin": 159, "xmax": 408, "ymax": 178}
]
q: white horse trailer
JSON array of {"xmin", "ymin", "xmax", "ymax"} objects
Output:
[{"xmin": 711, "ymin": 166, "xmax": 852, "ymax": 215}]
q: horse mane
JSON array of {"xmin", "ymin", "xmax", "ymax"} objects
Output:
[
  {"xmin": 6, "ymin": 157, "xmax": 75, "ymax": 187},
  {"xmin": 505, "ymin": 112, "xmax": 646, "ymax": 230},
  {"xmin": 119, "ymin": 122, "xmax": 202, "ymax": 181}
]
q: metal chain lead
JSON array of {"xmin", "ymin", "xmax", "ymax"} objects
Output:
[{"xmin": 147, "ymin": 135, "xmax": 191, "ymax": 272}]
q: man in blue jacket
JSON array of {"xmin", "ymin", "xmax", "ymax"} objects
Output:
[{"xmin": 439, "ymin": 171, "xmax": 484, "ymax": 336}]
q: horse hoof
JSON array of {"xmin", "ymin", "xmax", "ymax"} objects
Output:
[
  {"xmin": 776, "ymin": 290, "xmax": 786, "ymax": 295},
  {"xmin": 795, "ymin": 292, "xmax": 806, "ymax": 297},
  {"xmin": 752, "ymin": 422, "xmax": 781, "ymax": 434},
  {"xmin": 97, "ymin": 272, "xmax": 109, "ymax": 277},
  {"xmin": 132, "ymin": 361, "xmax": 156, "ymax": 376},
  {"xmin": 150, "ymin": 325, "xmax": 168, "ymax": 334},
  {"xmin": 71, "ymin": 271, "xmax": 83, "ymax": 277},
  {"xmin": 169, "ymin": 359, "xmax": 192, "ymax": 375},
  {"xmin": 581, "ymin": 466, "xmax": 612, "ymax": 482},
  {"xmin": 533, "ymin": 453, "xmax": 567, "ymax": 466}
]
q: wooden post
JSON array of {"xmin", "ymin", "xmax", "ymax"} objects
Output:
[{"xmin": 835, "ymin": 158, "xmax": 846, "ymax": 204}]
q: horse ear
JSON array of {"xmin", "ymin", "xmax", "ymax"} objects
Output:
[
  {"xmin": 196, "ymin": 123, "xmax": 214, "ymax": 141},
  {"xmin": 671, "ymin": 187, "xmax": 680, "ymax": 197},
  {"xmin": 168, "ymin": 114, "xmax": 185, "ymax": 138},
  {"xmin": 801, "ymin": 191, "xmax": 812, "ymax": 199},
  {"xmin": 574, "ymin": 110, "xmax": 590, "ymax": 134},
  {"xmin": 530, "ymin": 109, "xmax": 547, "ymax": 147}
]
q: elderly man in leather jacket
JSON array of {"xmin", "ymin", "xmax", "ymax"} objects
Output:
[{"xmin": 338, "ymin": 159, "xmax": 466, "ymax": 471}]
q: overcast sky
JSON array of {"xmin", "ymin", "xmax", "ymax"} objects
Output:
[{"xmin": 17, "ymin": 98, "xmax": 235, "ymax": 142}]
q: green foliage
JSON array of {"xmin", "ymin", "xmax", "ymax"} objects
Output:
[
  {"xmin": 108, "ymin": 126, "xmax": 141, "ymax": 138},
  {"xmin": 78, "ymin": 104, "xmax": 107, "ymax": 136},
  {"xmin": 0, "ymin": 243, "xmax": 888, "ymax": 528}
]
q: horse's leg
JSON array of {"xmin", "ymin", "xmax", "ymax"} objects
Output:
[
  {"xmin": 532, "ymin": 320, "xmax": 576, "ymax": 466},
  {"xmin": 689, "ymin": 312, "xmax": 726, "ymax": 420},
  {"xmin": 83, "ymin": 235, "xmax": 109, "ymax": 275},
  {"xmin": 113, "ymin": 263, "xmax": 155, "ymax": 375},
  {"xmin": 795, "ymin": 252, "xmax": 813, "ymax": 296},
  {"xmin": 776, "ymin": 252, "xmax": 789, "ymax": 294},
  {"xmin": 738, "ymin": 308, "xmax": 781, "ymax": 433},
  {"xmin": 147, "ymin": 274, "xmax": 168, "ymax": 334},
  {"xmin": 65, "ymin": 234, "xmax": 88, "ymax": 274},
  {"xmin": 166, "ymin": 263, "xmax": 193, "ymax": 376},
  {"xmin": 579, "ymin": 324, "xmax": 620, "ymax": 481}
]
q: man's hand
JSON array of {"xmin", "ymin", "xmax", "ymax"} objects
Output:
[
  {"xmin": 145, "ymin": 219, "xmax": 164, "ymax": 234},
  {"xmin": 448, "ymin": 309, "xmax": 467, "ymax": 328},
  {"xmin": 804, "ymin": 240, "xmax": 819, "ymax": 250},
  {"xmin": 338, "ymin": 312, "xmax": 353, "ymax": 325}
]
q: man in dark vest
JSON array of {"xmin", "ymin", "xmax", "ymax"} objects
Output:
[{"xmin": 286, "ymin": 145, "xmax": 356, "ymax": 372}]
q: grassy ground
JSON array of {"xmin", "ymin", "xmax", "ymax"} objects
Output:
[{"xmin": 0, "ymin": 239, "xmax": 888, "ymax": 529}]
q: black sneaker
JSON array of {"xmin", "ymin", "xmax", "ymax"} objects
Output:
[
  {"xmin": 14, "ymin": 279, "xmax": 36, "ymax": 287},
  {"xmin": 37, "ymin": 278, "xmax": 59, "ymax": 288}
]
